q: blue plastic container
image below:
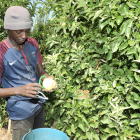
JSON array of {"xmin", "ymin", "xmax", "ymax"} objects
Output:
[{"xmin": 22, "ymin": 128, "xmax": 69, "ymax": 140}]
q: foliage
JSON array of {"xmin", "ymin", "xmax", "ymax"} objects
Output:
[
  {"xmin": 29, "ymin": 12, "xmax": 51, "ymax": 57},
  {"xmin": 0, "ymin": 97, "xmax": 8, "ymax": 127},
  {"xmin": 34, "ymin": 0, "xmax": 140, "ymax": 139},
  {"xmin": 0, "ymin": 0, "xmax": 37, "ymax": 127}
]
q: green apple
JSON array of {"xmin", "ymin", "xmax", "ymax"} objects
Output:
[{"xmin": 43, "ymin": 78, "xmax": 55, "ymax": 90}]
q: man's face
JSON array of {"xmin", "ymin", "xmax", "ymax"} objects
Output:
[{"xmin": 8, "ymin": 29, "xmax": 30, "ymax": 45}]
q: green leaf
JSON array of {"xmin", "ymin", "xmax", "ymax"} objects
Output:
[
  {"xmin": 80, "ymin": 63, "xmax": 86, "ymax": 69},
  {"xmin": 131, "ymin": 113, "xmax": 140, "ymax": 119},
  {"xmin": 125, "ymin": 27, "xmax": 131, "ymax": 39},
  {"xmin": 127, "ymin": 2, "xmax": 137, "ymax": 8},
  {"xmin": 90, "ymin": 123, "xmax": 95, "ymax": 129},
  {"xmin": 54, "ymin": 100, "xmax": 65, "ymax": 107},
  {"xmin": 133, "ymin": 133, "xmax": 140, "ymax": 138},
  {"xmin": 109, "ymin": 20, "xmax": 115, "ymax": 28},
  {"xmin": 98, "ymin": 37, "xmax": 107, "ymax": 44},
  {"xmin": 120, "ymin": 19, "xmax": 133, "ymax": 36},
  {"xmin": 82, "ymin": 117, "xmax": 89, "ymax": 126},
  {"xmin": 120, "ymin": 134, "xmax": 127, "ymax": 140},
  {"xmin": 107, "ymin": 27, "xmax": 112, "ymax": 34},
  {"xmin": 126, "ymin": 19, "xmax": 134, "ymax": 28},
  {"xmin": 116, "ymin": 16, "xmax": 123, "ymax": 25},
  {"xmin": 137, "ymin": 120, "xmax": 140, "ymax": 131},
  {"xmin": 120, "ymin": 20, "xmax": 128, "ymax": 35},
  {"xmin": 134, "ymin": 72, "xmax": 140, "ymax": 82},
  {"xmin": 60, "ymin": 109, "xmax": 66, "ymax": 116},
  {"xmin": 132, "ymin": 69, "xmax": 140, "ymax": 73},
  {"xmin": 78, "ymin": 123, "xmax": 85, "ymax": 132},
  {"xmin": 128, "ymin": 40, "xmax": 135, "ymax": 46},
  {"xmin": 131, "ymin": 103, "xmax": 140, "ymax": 109},
  {"xmin": 108, "ymin": 122, "xmax": 117, "ymax": 128},
  {"xmin": 64, "ymin": 102, "xmax": 71, "ymax": 108},
  {"xmin": 100, "ymin": 110, "xmax": 109, "ymax": 116},
  {"xmin": 100, "ymin": 133, "xmax": 110, "ymax": 140},
  {"xmin": 127, "ymin": 47, "xmax": 136, "ymax": 55},
  {"xmin": 71, "ymin": 124, "xmax": 75, "ymax": 133},
  {"xmin": 99, "ymin": 19, "xmax": 111, "ymax": 30},
  {"xmin": 103, "ymin": 128, "xmax": 117, "ymax": 135},
  {"xmin": 130, "ymin": 119, "xmax": 138, "ymax": 125},
  {"xmin": 66, "ymin": 128, "xmax": 72, "ymax": 136},
  {"xmin": 93, "ymin": 134, "xmax": 100, "ymax": 140},
  {"xmin": 132, "ymin": 60, "xmax": 140, "ymax": 63},
  {"xmin": 101, "ymin": 117, "xmax": 112, "ymax": 124},
  {"xmin": 107, "ymin": 51, "xmax": 113, "ymax": 60},
  {"xmin": 133, "ymin": 85, "xmax": 140, "ymax": 92},
  {"xmin": 86, "ymin": 132, "xmax": 93, "ymax": 140},
  {"xmin": 119, "ymin": 42, "xmax": 128, "ymax": 50},
  {"xmin": 119, "ymin": 5, "xmax": 129, "ymax": 15},
  {"xmin": 131, "ymin": 92, "xmax": 140, "ymax": 101},
  {"xmin": 112, "ymin": 42, "xmax": 120, "ymax": 53},
  {"xmin": 75, "ymin": 132, "xmax": 81, "ymax": 138},
  {"xmin": 92, "ymin": 10, "xmax": 103, "ymax": 21},
  {"xmin": 78, "ymin": 136, "xmax": 83, "ymax": 140},
  {"xmin": 113, "ymin": 80, "xmax": 116, "ymax": 88},
  {"xmin": 126, "ymin": 94, "xmax": 139, "ymax": 109},
  {"xmin": 125, "ymin": 20, "xmax": 133, "ymax": 38}
]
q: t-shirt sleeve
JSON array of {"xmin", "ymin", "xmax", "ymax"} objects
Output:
[
  {"xmin": 0, "ymin": 56, "xmax": 4, "ymax": 85},
  {"xmin": 0, "ymin": 45, "xmax": 5, "ymax": 85},
  {"xmin": 29, "ymin": 38, "xmax": 43, "ymax": 64}
]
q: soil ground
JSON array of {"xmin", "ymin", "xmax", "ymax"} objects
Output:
[{"xmin": 0, "ymin": 125, "xmax": 12, "ymax": 140}]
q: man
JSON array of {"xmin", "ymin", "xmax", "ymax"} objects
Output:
[{"xmin": 0, "ymin": 6, "xmax": 57, "ymax": 140}]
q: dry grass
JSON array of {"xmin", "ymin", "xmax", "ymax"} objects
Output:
[
  {"xmin": 75, "ymin": 89, "xmax": 90, "ymax": 100},
  {"xmin": 0, "ymin": 127, "xmax": 12, "ymax": 140}
]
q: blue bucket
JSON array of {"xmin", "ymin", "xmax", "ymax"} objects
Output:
[{"xmin": 22, "ymin": 128, "xmax": 69, "ymax": 140}]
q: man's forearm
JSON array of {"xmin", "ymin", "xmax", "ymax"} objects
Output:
[
  {"xmin": 0, "ymin": 87, "xmax": 17, "ymax": 98},
  {"xmin": 37, "ymin": 63, "xmax": 50, "ymax": 80}
]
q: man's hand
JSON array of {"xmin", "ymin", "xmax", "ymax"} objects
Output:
[
  {"xmin": 15, "ymin": 83, "xmax": 42, "ymax": 98},
  {"xmin": 36, "ymin": 63, "xmax": 58, "ymax": 92}
]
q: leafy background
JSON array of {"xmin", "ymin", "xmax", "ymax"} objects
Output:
[{"xmin": 1, "ymin": 0, "xmax": 140, "ymax": 139}]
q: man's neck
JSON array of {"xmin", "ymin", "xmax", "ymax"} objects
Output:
[{"xmin": 6, "ymin": 36, "xmax": 24, "ymax": 50}]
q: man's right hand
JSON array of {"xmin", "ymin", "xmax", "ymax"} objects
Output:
[{"xmin": 15, "ymin": 83, "xmax": 42, "ymax": 98}]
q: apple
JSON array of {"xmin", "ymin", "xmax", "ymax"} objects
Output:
[{"xmin": 43, "ymin": 78, "xmax": 56, "ymax": 90}]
